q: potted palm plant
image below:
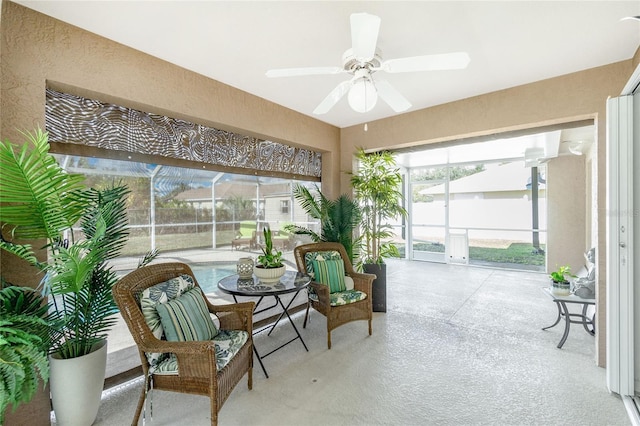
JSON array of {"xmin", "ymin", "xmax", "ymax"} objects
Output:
[
  {"xmin": 254, "ymin": 225, "xmax": 286, "ymax": 283},
  {"xmin": 284, "ymin": 184, "xmax": 361, "ymax": 263},
  {"xmin": 0, "ymin": 284, "xmax": 54, "ymax": 425},
  {"xmin": 350, "ymin": 148, "xmax": 408, "ymax": 312},
  {"xmin": 0, "ymin": 129, "xmax": 156, "ymax": 424}
]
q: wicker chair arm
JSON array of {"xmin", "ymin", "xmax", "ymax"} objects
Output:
[
  {"xmin": 137, "ymin": 334, "xmax": 214, "ymax": 358},
  {"xmin": 309, "ymin": 281, "xmax": 331, "ymax": 305},
  {"xmin": 210, "ymin": 301, "xmax": 254, "ymax": 332},
  {"xmin": 350, "ymin": 272, "xmax": 375, "ymax": 295}
]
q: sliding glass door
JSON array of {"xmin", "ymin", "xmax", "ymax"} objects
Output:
[{"xmin": 410, "ymin": 167, "xmax": 448, "ymax": 262}]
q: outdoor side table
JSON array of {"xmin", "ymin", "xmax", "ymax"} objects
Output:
[
  {"xmin": 541, "ymin": 287, "xmax": 595, "ymax": 349},
  {"xmin": 217, "ymin": 271, "xmax": 311, "ymax": 378}
]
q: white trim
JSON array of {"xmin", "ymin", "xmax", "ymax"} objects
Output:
[
  {"xmin": 622, "ymin": 396, "xmax": 640, "ymax": 426},
  {"xmin": 622, "ymin": 62, "xmax": 640, "ymax": 95},
  {"xmin": 606, "ymin": 95, "xmax": 635, "ymax": 396}
]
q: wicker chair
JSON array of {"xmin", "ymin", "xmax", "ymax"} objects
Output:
[
  {"xmin": 293, "ymin": 242, "xmax": 375, "ymax": 349},
  {"xmin": 113, "ymin": 262, "xmax": 254, "ymax": 426}
]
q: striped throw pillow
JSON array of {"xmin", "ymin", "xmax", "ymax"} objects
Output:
[
  {"xmin": 311, "ymin": 258, "xmax": 346, "ymax": 294},
  {"xmin": 156, "ymin": 287, "xmax": 219, "ymax": 341}
]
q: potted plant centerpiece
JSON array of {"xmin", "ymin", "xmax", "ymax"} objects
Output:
[
  {"xmin": 550, "ymin": 265, "xmax": 575, "ymax": 296},
  {"xmin": 350, "ymin": 148, "xmax": 408, "ymax": 312},
  {"xmin": 0, "ymin": 129, "xmax": 156, "ymax": 425},
  {"xmin": 254, "ymin": 225, "xmax": 286, "ymax": 283}
]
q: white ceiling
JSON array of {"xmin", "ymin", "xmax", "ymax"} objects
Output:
[{"xmin": 15, "ymin": 1, "xmax": 640, "ymax": 130}]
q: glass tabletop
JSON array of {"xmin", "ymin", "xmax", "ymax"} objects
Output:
[{"xmin": 217, "ymin": 271, "xmax": 311, "ymax": 297}]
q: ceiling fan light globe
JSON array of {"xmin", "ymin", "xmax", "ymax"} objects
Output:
[{"xmin": 348, "ymin": 80, "xmax": 377, "ymax": 113}]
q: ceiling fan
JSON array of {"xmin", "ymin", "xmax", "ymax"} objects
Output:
[{"xmin": 265, "ymin": 12, "xmax": 470, "ymax": 115}]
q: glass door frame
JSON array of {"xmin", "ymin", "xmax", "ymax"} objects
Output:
[{"xmin": 407, "ymin": 168, "xmax": 449, "ymax": 263}]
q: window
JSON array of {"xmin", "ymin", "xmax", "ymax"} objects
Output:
[{"xmin": 281, "ymin": 200, "xmax": 289, "ymax": 214}]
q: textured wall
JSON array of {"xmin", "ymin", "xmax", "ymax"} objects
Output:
[{"xmin": 546, "ymin": 155, "xmax": 587, "ymax": 273}]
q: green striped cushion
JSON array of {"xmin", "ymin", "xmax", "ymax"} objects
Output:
[
  {"xmin": 311, "ymin": 258, "xmax": 346, "ymax": 293},
  {"xmin": 140, "ymin": 274, "xmax": 195, "ymax": 366},
  {"xmin": 156, "ymin": 287, "xmax": 219, "ymax": 341},
  {"xmin": 304, "ymin": 251, "xmax": 341, "ymax": 278}
]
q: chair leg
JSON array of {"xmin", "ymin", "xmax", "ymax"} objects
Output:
[
  {"xmin": 327, "ymin": 330, "xmax": 332, "ymax": 349},
  {"xmin": 368, "ymin": 318, "xmax": 372, "ymax": 335},
  {"xmin": 211, "ymin": 405, "xmax": 217, "ymax": 426},
  {"xmin": 248, "ymin": 366, "xmax": 253, "ymax": 390},
  {"xmin": 132, "ymin": 381, "xmax": 146, "ymax": 426},
  {"xmin": 303, "ymin": 300, "xmax": 310, "ymax": 328}
]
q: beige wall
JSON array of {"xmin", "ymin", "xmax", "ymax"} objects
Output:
[
  {"xmin": 2, "ymin": 1, "xmax": 639, "ymax": 367},
  {"xmin": 546, "ymin": 155, "xmax": 587, "ymax": 272}
]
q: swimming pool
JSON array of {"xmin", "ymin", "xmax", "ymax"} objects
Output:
[{"xmin": 191, "ymin": 264, "xmax": 237, "ymax": 294}]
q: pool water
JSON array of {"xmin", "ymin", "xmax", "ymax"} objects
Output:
[{"xmin": 191, "ymin": 264, "xmax": 237, "ymax": 294}]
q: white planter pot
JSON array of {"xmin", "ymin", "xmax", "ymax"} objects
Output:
[
  {"xmin": 49, "ymin": 340, "xmax": 107, "ymax": 426},
  {"xmin": 550, "ymin": 280, "xmax": 571, "ymax": 296},
  {"xmin": 253, "ymin": 265, "xmax": 286, "ymax": 283}
]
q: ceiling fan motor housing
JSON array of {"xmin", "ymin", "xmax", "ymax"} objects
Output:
[{"xmin": 342, "ymin": 48, "xmax": 382, "ymax": 74}]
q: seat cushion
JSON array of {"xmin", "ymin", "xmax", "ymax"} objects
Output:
[
  {"xmin": 139, "ymin": 274, "xmax": 195, "ymax": 366},
  {"xmin": 309, "ymin": 289, "xmax": 367, "ymax": 306},
  {"xmin": 150, "ymin": 330, "xmax": 249, "ymax": 375},
  {"xmin": 156, "ymin": 287, "xmax": 219, "ymax": 341},
  {"xmin": 311, "ymin": 258, "xmax": 346, "ymax": 293}
]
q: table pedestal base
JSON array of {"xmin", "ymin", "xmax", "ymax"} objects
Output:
[{"xmin": 541, "ymin": 288, "xmax": 595, "ymax": 349}]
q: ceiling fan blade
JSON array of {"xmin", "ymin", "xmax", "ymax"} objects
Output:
[
  {"xmin": 266, "ymin": 67, "xmax": 344, "ymax": 78},
  {"xmin": 350, "ymin": 12, "xmax": 381, "ymax": 61},
  {"xmin": 380, "ymin": 52, "xmax": 470, "ymax": 73},
  {"xmin": 375, "ymin": 80, "xmax": 411, "ymax": 112},
  {"xmin": 313, "ymin": 80, "xmax": 351, "ymax": 115}
]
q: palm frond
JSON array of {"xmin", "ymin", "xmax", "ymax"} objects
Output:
[
  {"xmin": 0, "ymin": 319, "xmax": 50, "ymax": 424},
  {"xmin": 283, "ymin": 224, "xmax": 321, "ymax": 242},
  {"xmin": 0, "ymin": 129, "xmax": 89, "ymax": 241},
  {"xmin": 292, "ymin": 184, "xmax": 323, "ymax": 219},
  {"xmin": 0, "ymin": 240, "xmax": 42, "ymax": 269},
  {"xmin": 137, "ymin": 249, "xmax": 159, "ymax": 269}
]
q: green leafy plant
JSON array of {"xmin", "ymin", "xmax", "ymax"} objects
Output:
[
  {"xmin": 256, "ymin": 226, "xmax": 284, "ymax": 268},
  {"xmin": 350, "ymin": 148, "xmax": 408, "ymax": 266},
  {"xmin": 550, "ymin": 265, "xmax": 575, "ymax": 283},
  {"xmin": 0, "ymin": 284, "xmax": 54, "ymax": 424},
  {"xmin": 284, "ymin": 184, "xmax": 361, "ymax": 263},
  {"xmin": 0, "ymin": 129, "xmax": 156, "ymax": 360}
]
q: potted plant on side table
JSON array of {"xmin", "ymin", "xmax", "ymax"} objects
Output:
[
  {"xmin": 254, "ymin": 225, "xmax": 286, "ymax": 283},
  {"xmin": 350, "ymin": 148, "xmax": 408, "ymax": 312},
  {"xmin": 550, "ymin": 265, "xmax": 575, "ymax": 296}
]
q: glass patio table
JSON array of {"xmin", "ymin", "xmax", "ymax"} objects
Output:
[{"xmin": 217, "ymin": 271, "xmax": 310, "ymax": 378}]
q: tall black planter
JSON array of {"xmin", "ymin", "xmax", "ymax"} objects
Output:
[{"xmin": 364, "ymin": 263, "xmax": 386, "ymax": 313}]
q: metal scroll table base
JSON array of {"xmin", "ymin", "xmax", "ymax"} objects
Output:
[{"xmin": 541, "ymin": 288, "xmax": 595, "ymax": 349}]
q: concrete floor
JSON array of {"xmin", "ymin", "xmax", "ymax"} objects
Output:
[{"xmin": 84, "ymin": 258, "xmax": 629, "ymax": 426}]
